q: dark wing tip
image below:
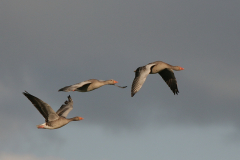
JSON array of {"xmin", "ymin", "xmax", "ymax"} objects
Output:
[
  {"xmin": 67, "ymin": 95, "xmax": 72, "ymax": 102},
  {"xmin": 174, "ymin": 89, "xmax": 179, "ymax": 95},
  {"xmin": 131, "ymin": 92, "xmax": 135, "ymax": 97},
  {"xmin": 170, "ymin": 83, "xmax": 179, "ymax": 95},
  {"xmin": 58, "ymin": 86, "xmax": 68, "ymax": 92},
  {"xmin": 22, "ymin": 91, "xmax": 30, "ymax": 96},
  {"xmin": 68, "ymin": 95, "xmax": 72, "ymax": 100},
  {"xmin": 58, "ymin": 86, "xmax": 71, "ymax": 92}
]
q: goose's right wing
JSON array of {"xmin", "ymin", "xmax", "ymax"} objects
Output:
[
  {"xmin": 158, "ymin": 68, "xmax": 179, "ymax": 95},
  {"xmin": 56, "ymin": 95, "xmax": 73, "ymax": 118}
]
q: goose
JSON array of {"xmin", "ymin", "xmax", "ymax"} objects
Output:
[
  {"xmin": 131, "ymin": 61, "xmax": 184, "ymax": 97},
  {"xmin": 23, "ymin": 91, "xmax": 83, "ymax": 129},
  {"xmin": 58, "ymin": 79, "xmax": 127, "ymax": 92}
]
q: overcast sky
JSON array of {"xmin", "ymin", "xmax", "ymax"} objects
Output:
[{"xmin": 1, "ymin": 0, "xmax": 240, "ymax": 160}]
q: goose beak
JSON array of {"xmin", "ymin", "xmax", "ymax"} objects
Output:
[
  {"xmin": 79, "ymin": 117, "xmax": 84, "ymax": 120},
  {"xmin": 179, "ymin": 67, "xmax": 184, "ymax": 70},
  {"xmin": 37, "ymin": 125, "xmax": 45, "ymax": 129},
  {"xmin": 114, "ymin": 80, "xmax": 118, "ymax": 84}
]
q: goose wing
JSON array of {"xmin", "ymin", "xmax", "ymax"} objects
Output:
[
  {"xmin": 131, "ymin": 63, "xmax": 155, "ymax": 97},
  {"xmin": 56, "ymin": 95, "xmax": 73, "ymax": 118},
  {"xmin": 158, "ymin": 68, "xmax": 179, "ymax": 95},
  {"xmin": 58, "ymin": 80, "xmax": 92, "ymax": 92},
  {"xmin": 23, "ymin": 91, "xmax": 59, "ymax": 122}
]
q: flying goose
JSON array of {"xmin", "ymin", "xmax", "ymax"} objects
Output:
[
  {"xmin": 131, "ymin": 61, "xmax": 184, "ymax": 97},
  {"xmin": 58, "ymin": 79, "xmax": 127, "ymax": 92},
  {"xmin": 23, "ymin": 91, "xmax": 83, "ymax": 129}
]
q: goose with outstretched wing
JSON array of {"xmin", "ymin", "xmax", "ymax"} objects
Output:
[
  {"xmin": 131, "ymin": 61, "xmax": 184, "ymax": 97},
  {"xmin": 23, "ymin": 91, "xmax": 83, "ymax": 129}
]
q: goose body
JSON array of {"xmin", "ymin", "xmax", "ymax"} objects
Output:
[
  {"xmin": 23, "ymin": 91, "xmax": 83, "ymax": 129},
  {"xmin": 58, "ymin": 79, "xmax": 127, "ymax": 92},
  {"xmin": 131, "ymin": 61, "xmax": 184, "ymax": 97}
]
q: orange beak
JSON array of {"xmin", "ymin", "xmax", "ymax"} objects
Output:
[
  {"xmin": 79, "ymin": 117, "xmax": 84, "ymax": 120},
  {"xmin": 37, "ymin": 125, "xmax": 45, "ymax": 129},
  {"xmin": 179, "ymin": 67, "xmax": 184, "ymax": 70},
  {"xmin": 113, "ymin": 80, "xmax": 118, "ymax": 84}
]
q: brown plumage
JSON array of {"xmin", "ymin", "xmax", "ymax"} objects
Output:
[
  {"xmin": 23, "ymin": 91, "xmax": 83, "ymax": 129},
  {"xmin": 131, "ymin": 61, "xmax": 184, "ymax": 97},
  {"xmin": 58, "ymin": 79, "xmax": 127, "ymax": 92}
]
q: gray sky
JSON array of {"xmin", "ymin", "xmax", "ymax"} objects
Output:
[{"xmin": 1, "ymin": 0, "xmax": 240, "ymax": 159}]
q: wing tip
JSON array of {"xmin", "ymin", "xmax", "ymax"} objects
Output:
[
  {"xmin": 58, "ymin": 88, "xmax": 63, "ymax": 92},
  {"xmin": 67, "ymin": 95, "xmax": 73, "ymax": 103},
  {"xmin": 58, "ymin": 86, "xmax": 71, "ymax": 92},
  {"xmin": 131, "ymin": 92, "xmax": 136, "ymax": 97},
  {"xmin": 22, "ymin": 90, "xmax": 30, "ymax": 96},
  {"xmin": 173, "ymin": 89, "xmax": 179, "ymax": 95}
]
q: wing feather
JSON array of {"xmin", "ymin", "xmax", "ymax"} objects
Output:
[
  {"xmin": 158, "ymin": 68, "xmax": 179, "ymax": 95},
  {"xmin": 58, "ymin": 80, "xmax": 92, "ymax": 92},
  {"xmin": 131, "ymin": 64, "xmax": 155, "ymax": 97},
  {"xmin": 56, "ymin": 95, "xmax": 73, "ymax": 118},
  {"xmin": 23, "ymin": 91, "xmax": 59, "ymax": 122}
]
